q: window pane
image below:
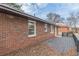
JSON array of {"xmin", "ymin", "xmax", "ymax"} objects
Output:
[
  {"xmin": 28, "ymin": 27, "xmax": 34, "ymax": 35},
  {"xmin": 29, "ymin": 25, "xmax": 34, "ymax": 29},
  {"xmin": 29, "ymin": 31, "xmax": 34, "ymax": 35},
  {"xmin": 28, "ymin": 22, "xmax": 34, "ymax": 25},
  {"xmin": 29, "ymin": 29, "xmax": 34, "ymax": 32},
  {"xmin": 28, "ymin": 20, "xmax": 36, "ymax": 36}
]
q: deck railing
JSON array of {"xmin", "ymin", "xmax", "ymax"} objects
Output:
[
  {"xmin": 62, "ymin": 32, "xmax": 79, "ymax": 52},
  {"xmin": 72, "ymin": 33, "xmax": 79, "ymax": 52}
]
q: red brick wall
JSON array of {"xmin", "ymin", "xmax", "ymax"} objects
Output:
[
  {"xmin": 58, "ymin": 27, "xmax": 69, "ymax": 33},
  {"xmin": 0, "ymin": 13, "xmax": 54, "ymax": 55}
]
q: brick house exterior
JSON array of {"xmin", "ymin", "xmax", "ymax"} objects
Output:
[
  {"xmin": 55, "ymin": 23, "xmax": 70, "ymax": 36},
  {"xmin": 0, "ymin": 4, "xmax": 56, "ymax": 55},
  {"xmin": 58, "ymin": 26, "xmax": 69, "ymax": 35}
]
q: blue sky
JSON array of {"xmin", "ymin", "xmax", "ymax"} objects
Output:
[{"xmin": 22, "ymin": 3, "xmax": 79, "ymax": 20}]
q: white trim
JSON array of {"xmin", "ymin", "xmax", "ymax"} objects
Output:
[
  {"xmin": 28, "ymin": 20, "xmax": 36, "ymax": 37},
  {"xmin": 50, "ymin": 25, "xmax": 54, "ymax": 34},
  {"xmin": 44, "ymin": 24, "xmax": 48, "ymax": 32},
  {"xmin": 28, "ymin": 34, "xmax": 36, "ymax": 37},
  {"xmin": 55, "ymin": 26, "xmax": 58, "ymax": 36}
]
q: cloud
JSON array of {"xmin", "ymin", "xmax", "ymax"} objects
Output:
[
  {"xmin": 63, "ymin": 4, "xmax": 79, "ymax": 12},
  {"xmin": 21, "ymin": 4, "xmax": 34, "ymax": 14},
  {"xmin": 51, "ymin": 4, "xmax": 79, "ymax": 18},
  {"xmin": 36, "ymin": 11, "xmax": 50, "ymax": 20},
  {"xmin": 21, "ymin": 3, "xmax": 48, "ymax": 16},
  {"xmin": 35, "ymin": 3, "xmax": 48, "ymax": 8},
  {"xmin": 21, "ymin": 3, "xmax": 79, "ymax": 21}
]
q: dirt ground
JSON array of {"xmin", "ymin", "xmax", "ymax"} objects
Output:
[
  {"xmin": 5, "ymin": 43, "xmax": 60, "ymax": 56},
  {"xmin": 5, "ymin": 37, "xmax": 77, "ymax": 56}
]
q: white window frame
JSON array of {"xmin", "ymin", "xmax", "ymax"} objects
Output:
[
  {"xmin": 44, "ymin": 24, "xmax": 48, "ymax": 32},
  {"xmin": 28, "ymin": 20, "xmax": 36, "ymax": 37},
  {"xmin": 50, "ymin": 25, "xmax": 53, "ymax": 33}
]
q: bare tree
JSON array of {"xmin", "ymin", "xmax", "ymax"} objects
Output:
[
  {"xmin": 3, "ymin": 3, "xmax": 23, "ymax": 11},
  {"xmin": 67, "ymin": 12, "xmax": 78, "ymax": 32},
  {"xmin": 23, "ymin": 3, "xmax": 39, "ymax": 16},
  {"xmin": 47, "ymin": 12, "xmax": 62, "ymax": 24},
  {"xmin": 47, "ymin": 12, "xmax": 53, "ymax": 21},
  {"xmin": 30, "ymin": 3, "xmax": 39, "ymax": 16}
]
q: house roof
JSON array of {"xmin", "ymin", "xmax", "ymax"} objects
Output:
[
  {"xmin": 0, "ymin": 4, "xmax": 54, "ymax": 25},
  {"xmin": 55, "ymin": 23, "xmax": 69, "ymax": 27}
]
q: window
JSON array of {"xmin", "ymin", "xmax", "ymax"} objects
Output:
[
  {"xmin": 44, "ymin": 24, "xmax": 48, "ymax": 32},
  {"xmin": 28, "ymin": 20, "xmax": 36, "ymax": 37}
]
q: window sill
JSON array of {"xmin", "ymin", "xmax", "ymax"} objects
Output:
[
  {"xmin": 28, "ymin": 34, "xmax": 36, "ymax": 37},
  {"xmin": 50, "ymin": 32, "xmax": 54, "ymax": 33}
]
